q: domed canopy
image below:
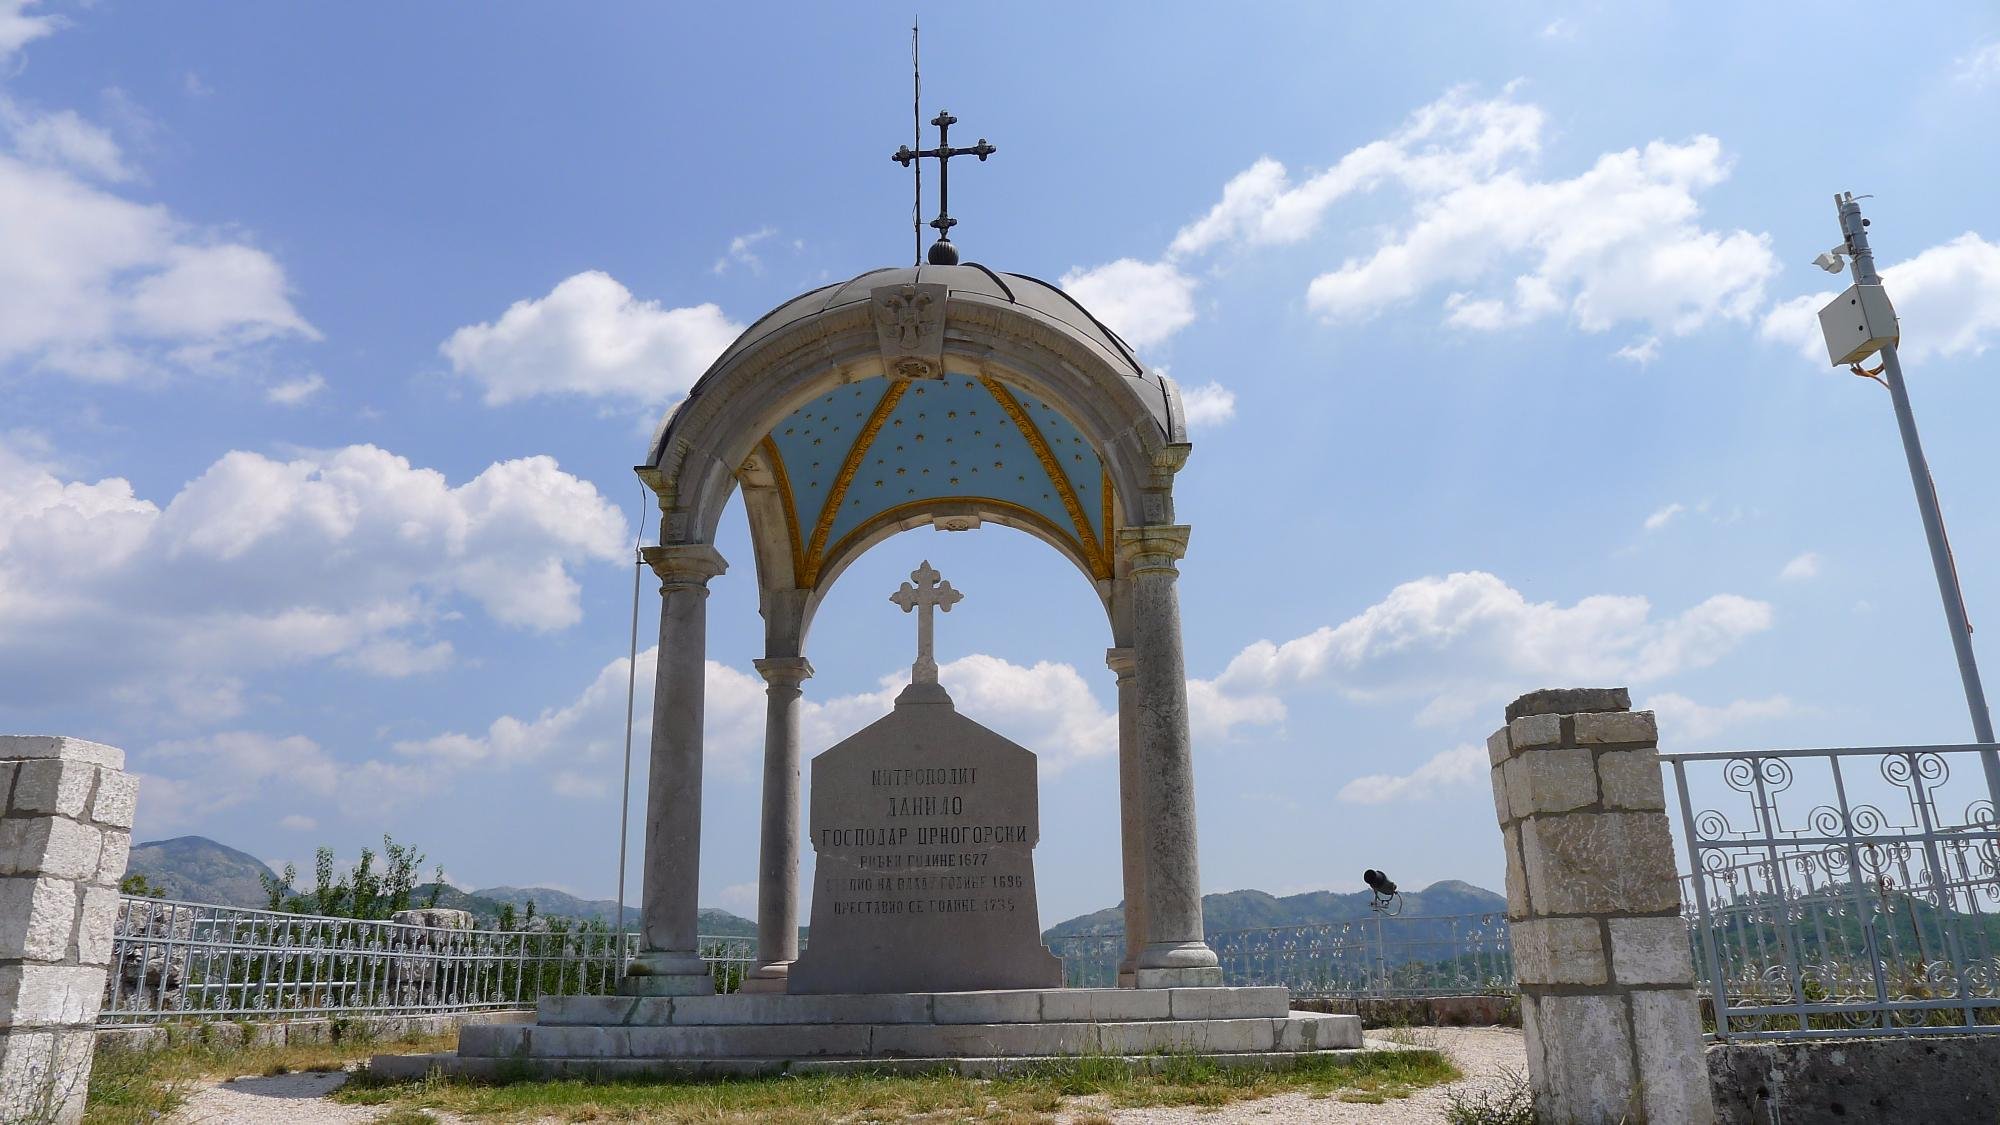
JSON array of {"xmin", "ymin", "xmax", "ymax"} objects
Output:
[{"xmin": 642, "ymin": 263, "xmax": 1191, "ymax": 639}]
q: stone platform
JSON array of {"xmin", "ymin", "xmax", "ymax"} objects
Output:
[{"xmin": 370, "ymin": 987, "xmax": 1365, "ymax": 1080}]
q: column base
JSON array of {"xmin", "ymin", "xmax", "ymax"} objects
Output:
[
  {"xmin": 1117, "ymin": 970, "xmax": 1137, "ymax": 989},
  {"xmin": 1135, "ymin": 965, "xmax": 1224, "ymax": 989},
  {"xmin": 618, "ymin": 950, "xmax": 715, "ymax": 997},
  {"xmin": 740, "ymin": 961, "xmax": 794, "ymax": 994},
  {"xmin": 1137, "ymin": 940, "xmax": 1220, "ymax": 969}
]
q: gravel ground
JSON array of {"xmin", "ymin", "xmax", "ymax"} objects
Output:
[
  {"xmin": 168, "ymin": 1069, "xmax": 469, "ymax": 1124},
  {"xmin": 170, "ymin": 1026, "xmax": 1525, "ymax": 1124},
  {"xmin": 1068, "ymin": 1027, "xmax": 1528, "ymax": 1125}
]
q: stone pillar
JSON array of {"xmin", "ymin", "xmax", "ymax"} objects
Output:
[
  {"xmin": 1117, "ymin": 526, "xmax": 1220, "ymax": 988},
  {"xmin": 0, "ymin": 736, "xmax": 136, "ymax": 1125},
  {"xmin": 623, "ymin": 544, "xmax": 727, "ymax": 997},
  {"xmin": 1106, "ymin": 646, "xmax": 1147, "ymax": 988},
  {"xmin": 1490, "ymin": 688, "xmax": 1714, "ymax": 1125},
  {"xmin": 743, "ymin": 655, "xmax": 812, "ymax": 994}
]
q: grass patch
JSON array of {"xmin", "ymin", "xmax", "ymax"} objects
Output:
[
  {"xmin": 82, "ymin": 1026, "xmax": 459, "ymax": 1125},
  {"xmin": 334, "ymin": 1047, "xmax": 1458, "ymax": 1123}
]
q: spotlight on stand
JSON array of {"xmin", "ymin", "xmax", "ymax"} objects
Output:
[{"xmin": 1363, "ymin": 869, "xmax": 1402, "ymax": 915}]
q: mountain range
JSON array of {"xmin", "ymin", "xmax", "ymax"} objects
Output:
[
  {"xmin": 126, "ymin": 836, "xmax": 1503, "ymax": 939},
  {"xmin": 1043, "ymin": 880, "xmax": 1507, "ymax": 938},
  {"xmin": 124, "ymin": 836, "xmax": 756, "ymax": 933}
]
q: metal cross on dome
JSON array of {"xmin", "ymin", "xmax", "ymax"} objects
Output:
[
  {"xmin": 890, "ymin": 560, "xmax": 963, "ymax": 686},
  {"xmin": 893, "ymin": 110, "xmax": 996, "ymax": 266}
]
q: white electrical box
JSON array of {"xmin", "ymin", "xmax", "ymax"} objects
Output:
[{"xmin": 1818, "ymin": 283, "xmax": 1899, "ymax": 367}]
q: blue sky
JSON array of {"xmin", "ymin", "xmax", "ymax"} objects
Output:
[{"xmin": 5, "ymin": 2, "xmax": 2000, "ymax": 924}]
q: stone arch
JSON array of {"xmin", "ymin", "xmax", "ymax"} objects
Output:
[
  {"xmin": 623, "ymin": 262, "xmax": 1219, "ymax": 999},
  {"xmin": 640, "ymin": 265, "xmax": 1190, "ymax": 649}
]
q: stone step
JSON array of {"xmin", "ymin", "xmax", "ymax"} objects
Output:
[
  {"xmin": 536, "ymin": 986, "xmax": 1290, "ymax": 1027},
  {"xmin": 459, "ymin": 1011, "xmax": 1360, "ymax": 1060},
  {"xmin": 374, "ymin": 1044, "xmax": 1383, "ymax": 1082}
]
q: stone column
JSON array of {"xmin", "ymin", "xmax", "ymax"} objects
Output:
[
  {"xmin": 0, "ymin": 736, "xmax": 137, "ymax": 1125},
  {"xmin": 623, "ymin": 544, "xmax": 727, "ymax": 997},
  {"xmin": 742, "ymin": 655, "xmax": 812, "ymax": 994},
  {"xmin": 1116, "ymin": 526, "xmax": 1220, "ymax": 988},
  {"xmin": 1106, "ymin": 646, "xmax": 1148, "ymax": 988},
  {"xmin": 1490, "ymin": 688, "xmax": 1714, "ymax": 1125}
]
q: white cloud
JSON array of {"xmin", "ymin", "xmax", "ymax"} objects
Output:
[
  {"xmin": 1063, "ymin": 87, "xmax": 1768, "ymax": 355},
  {"xmin": 1956, "ymin": 42, "xmax": 2000, "ymax": 87},
  {"xmin": 1643, "ymin": 692, "xmax": 1797, "ymax": 744},
  {"xmin": 1204, "ymin": 571, "xmax": 1773, "ymax": 727},
  {"xmin": 0, "ymin": 0, "xmax": 55, "ymax": 62},
  {"xmin": 1168, "ymin": 89, "xmax": 1546, "ymax": 258},
  {"xmin": 1643, "ymin": 502, "xmax": 1685, "ymax": 532},
  {"xmin": 392, "ymin": 648, "xmax": 1137, "ymax": 799},
  {"xmin": 1540, "ymin": 18, "xmax": 1577, "ymax": 40},
  {"xmin": 1, "ymin": 99, "xmax": 130, "ymax": 181},
  {"xmin": 1779, "ymin": 551, "xmax": 1820, "ymax": 581},
  {"xmin": 716, "ymin": 881, "xmax": 758, "ymax": 918},
  {"xmin": 1616, "ymin": 336, "xmax": 1662, "ymax": 365},
  {"xmin": 266, "ymin": 372, "xmax": 326, "ymax": 406},
  {"xmin": 1338, "ymin": 742, "xmax": 1486, "ymax": 804},
  {"xmin": 135, "ymin": 731, "xmax": 445, "ymax": 833},
  {"xmin": 440, "ymin": 271, "xmax": 742, "ymax": 407},
  {"xmin": 1762, "ymin": 233, "xmax": 2000, "ymax": 363},
  {"xmin": 1058, "ymin": 258, "xmax": 1197, "ymax": 350},
  {"xmin": 712, "ymin": 226, "xmax": 776, "ymax": 275},
  {"xmin": 551, "ymin": 770, "xmax": 609, "ymax": 799},
  {"xmin": 0, "ymin": 42, "xmax": 315, "ymax": 384},
  {"xmin": 278, "ymin": 814, "xmax": 316, "ymax": 832},
  {"xmin": 0, "ymin": 437, "xmax": 626, "ymax": 717},
  {"xmin": 1178, "ymin": 380, "xmax": 1237, "ymax": 427},
  {"xmin": 1305, "ymin": 134, "xmax": 1773, "ymax": 336}
]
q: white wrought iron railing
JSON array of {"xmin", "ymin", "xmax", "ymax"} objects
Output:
[
  {"xmin": 99, "ymin": 896, "xmax": 758, "ymax": 1022},
  {"xmin": 1667, "ymin": 743, "xmax": 2000, "ymax": 1040},
  {"xmin": 1045, "ymin": 911, "xmax": 1515, "ymax": 998}
]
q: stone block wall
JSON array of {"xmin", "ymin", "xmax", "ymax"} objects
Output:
[
  {"xmin": 1489, "ymin": 689, "xmax": 1715, "ymax": 1125},
  {"xmin": 1, "ymin": 736, "xmax": 137, "ymax": 1125}
]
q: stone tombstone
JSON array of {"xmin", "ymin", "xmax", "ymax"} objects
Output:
[{"xmin": 787, "ymin": 690, "xmax": 1063, "ymax": 994}]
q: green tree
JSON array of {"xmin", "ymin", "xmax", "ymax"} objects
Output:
[
  {"xmin": 118, "ymin": 873, "xmax": 166, "ymax": 898},
  {"xmin": 260, "ymin": 862, "xmax": 298, "ymax": 911}
]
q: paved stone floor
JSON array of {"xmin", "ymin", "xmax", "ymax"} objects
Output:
[{"xmin": 171, "ymin": 1026, "xmax": 1527, "ymax": 1124}]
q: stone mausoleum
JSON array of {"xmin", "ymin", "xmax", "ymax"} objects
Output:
[{"xmin": 380, "ymin": 218, "xmax": 1365, "ymax": 1074}]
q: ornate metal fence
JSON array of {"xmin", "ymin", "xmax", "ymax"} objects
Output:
[
  {"xmin": 100, "ymin": 897, "xmax": 759, "ymax": 1022},
  {"xmin": 1046, "ymin": 911, "xmax": 1514, "ymax": 997},
  {"xmin": 1666, "ymin": 743, "xmax": 2000, "ymax": 1040}
]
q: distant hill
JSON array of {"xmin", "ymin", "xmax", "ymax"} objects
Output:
[
  {"xmin": 1043, "ymin": 880, "xmax": 1506, "ymax": 939},
  {"xmin": 126, "ymin": 836, "xmax": 278, "ymax": 907},
  {"xmin": 125, "ymin": 835, "xmax": 756, "ymax": 931},
  {"xmin": 473, "ymin": 885, "xmax": 626, "ymax": 924}
]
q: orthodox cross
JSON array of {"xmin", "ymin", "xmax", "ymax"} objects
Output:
[
  {"xmin": 889, "ymin": 560, "xmax": 963, "ymax": 686},
  {"xmin": 893, "ymin": 110, "xmax": 996, "ymax": 266}
]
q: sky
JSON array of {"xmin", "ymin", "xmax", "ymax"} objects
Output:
[{"xmin": 5, "ymin": 2, "xmax": 2000, "ymax": 926}]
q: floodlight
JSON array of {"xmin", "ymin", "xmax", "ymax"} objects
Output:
[{"xmin": 1813, "ymin": 249, "xmax": 1847, "ymax": 274}]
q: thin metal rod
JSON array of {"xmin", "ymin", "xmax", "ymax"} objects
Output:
[
  {"xmin": 1835, "ymin": 195, "xmax": 1998, "ymax": 776},
  {"xmin": 615, "ymin": 481, "xmax": 648, "ymax": 938},
  {"xmin": 912, "ymin": 18, "xmax": 921, "ymax": 266}
]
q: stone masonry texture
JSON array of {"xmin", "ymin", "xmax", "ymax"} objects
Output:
[
  {"xmin": 0, "ymin": 736, "xmax": 135, "ymax": 1125},
  {"xmin": 1491, "ymin": 690, "xmax": 1716, "ymax": 1124}
]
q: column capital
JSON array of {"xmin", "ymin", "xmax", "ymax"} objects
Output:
[
  {"xmin": 1115, "ymin": 525, "xmax": 1191, "ymax": 572},
  {"xmin": 752, "ymin": 656, "xmax": 815, "ymax": 688},
  {"xmin": 1104, "ymin": 646, "xmax": 1137, "ymax": 679},
  {"xmin": 643, "ymin": 543, "xmax": 728, "ymax": 587}
]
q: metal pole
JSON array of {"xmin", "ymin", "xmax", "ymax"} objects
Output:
[
  {"xmin": 1835, "ymin": 195, "xmax": 1998, "ymax": 762},
  {"xmin": 616, "ymin": 483, "xmax": 648, "ymax": 943}
]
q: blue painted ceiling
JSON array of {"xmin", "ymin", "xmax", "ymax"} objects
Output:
[{"xmin": 763, "ymin": 373, "xmax": 1111, "ymax": 586}]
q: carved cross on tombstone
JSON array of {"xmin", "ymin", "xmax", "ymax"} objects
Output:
[{"xmin": 890, "ymin": 560, "xmax": 963, "ymax": 687}]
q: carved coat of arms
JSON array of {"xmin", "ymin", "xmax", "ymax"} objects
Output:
[{"xmin": 871, "ymin": 282, "xmax": 947, "ymax": 379}]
